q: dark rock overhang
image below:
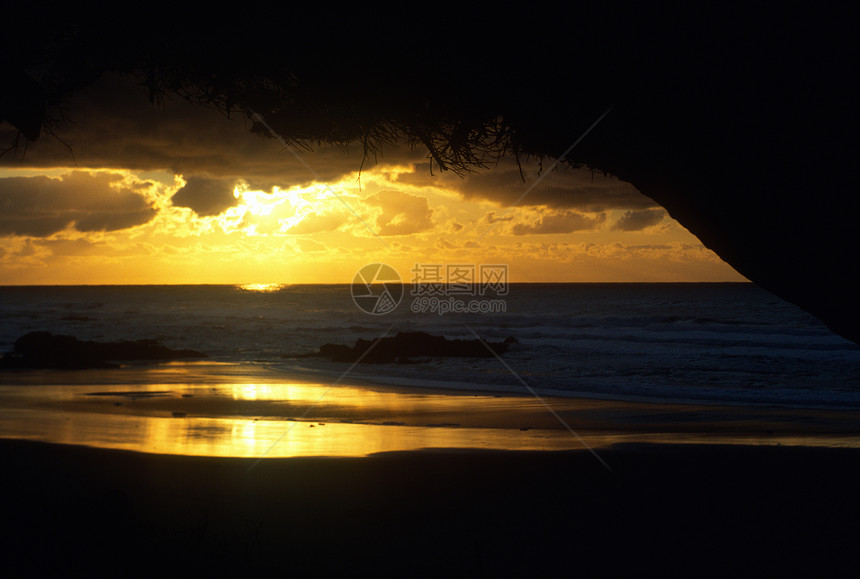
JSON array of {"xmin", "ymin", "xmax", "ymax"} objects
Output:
[{"xmin": 3, "ymin": 5, "xmax": 858, "ymax": 342}]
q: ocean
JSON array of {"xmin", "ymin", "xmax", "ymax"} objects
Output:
[{"xmin": 2, "ymin": 283, "xmax": 859, "ymax": 410}]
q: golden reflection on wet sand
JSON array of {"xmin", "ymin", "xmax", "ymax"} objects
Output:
[
  {"xmin": 2, "ymin": 365, "xmax": 860, "ymax": 458},
  {"xmin": 0, "ymin": 409, "xmax": 595, "ymax": 458},
  {"xmin": 0, "ymin": 381, "xmax": 596, "ymax": 456}
]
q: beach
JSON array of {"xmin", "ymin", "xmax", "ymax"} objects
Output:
[
  {"xmin": 3, "ymin": 284, "xmax": 860, "ymax": 576},
  {"xmin": 3, "ymin": 439, "xmax": 860, "ymax": 577},
  {"xmin": 3, "ymin": 363, "xmax": 860, "ymax": 459},
  {"xmin": 2, "ymin": 365, "xmax": 860, "ymax": 576},
  {"xmin": 3, "ymin": 8, "xmax": 860, "ymax": 574}
]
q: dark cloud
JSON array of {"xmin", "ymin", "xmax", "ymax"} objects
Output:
[
  {"xmin": 392, "ymin": 163, "xmax": 446, "ymax": 187},
  {"xmin": 75, "ymin": 208, "xmax": 159, "ymax": 232},
  {"xmin": 0, "ymin": 74, "xmax": 664, "ymax": 227},
  {"xmin": 365, "ymin": 190, "xmax": 434, "ymax": 236},
  {"xmin": 0, "ymin": 214, "xmax": 72, "ymax": 237},
  {"xmin": 454, "ymin": 159, "xmax": 656, "ymax": 211},
  {"xmin": 39, "ymin": 237, "xmax": 99, "ymax": 256},
  {"xmin": 1, "ymin": 76, "xmax": 653, "ymax": 217},
  {"xmin": 485, "ymin": 211, "xmax": 514, "ymax": 224},
  {"xmin": 0, "ymin": 74, "xmax": 426, "ymax": 187},
  {"xmin": 510, "ymin": 210, "xmax": 606, "ymax": 235},
  {"xmin": 612, "ymin": 209, "xmax": 666, "ymax": 231},
  {"xmin": 0, "ymin": 171, "xmax": 156, "ymax": 237},
  {"xmin": 171, "ymin": 176, "xmax": 239, "ymax": 216}
]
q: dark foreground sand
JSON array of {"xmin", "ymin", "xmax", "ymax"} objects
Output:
[{"xmin": 2, "ymin": 439, "xmax": 859, "ymax": 577}]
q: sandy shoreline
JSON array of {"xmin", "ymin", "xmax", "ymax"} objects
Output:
[
  {"xmin": 2, "ymin": 438, "xmax": 860, "ymax": 576},
  {"xmin": 3, "ymin": 365, "xmax": 860, "ymax": 575},
  {"xmin": 3, "ymin": 363, "xmax": 860, "ymax": 459},
  {"xmin": 4, "ymin": 360, "xmax": 860, "ymax": 574}
]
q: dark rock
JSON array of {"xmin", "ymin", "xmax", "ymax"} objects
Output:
[
  {"xmin": 314, "ymin": 331, "xmax": 517, "ymax": 364},
  {"xmin": 0, "ymin": 331, "xmax": 207, "ymax": 370}
]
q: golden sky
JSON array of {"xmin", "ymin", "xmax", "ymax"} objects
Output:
[{"xmin": 0, "ymin": 75, "xmax": 746, "ymax": 285}]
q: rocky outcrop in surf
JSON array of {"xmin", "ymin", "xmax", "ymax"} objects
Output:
[
  {"xmin": 304, "ymin": 331, "xmax": 517, "ymax": 364},
  {"xmin": 0, "ymin": 331, "xmax": 207, "ymax": 370}
]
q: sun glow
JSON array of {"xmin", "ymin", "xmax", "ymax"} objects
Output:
[
  {"xmin": 0, "ymin": 163, "xmax": 747, "ymax": 284},
  {"xmin": 238, "ymin": 283, "xmax": 284, "ymax": 292}
]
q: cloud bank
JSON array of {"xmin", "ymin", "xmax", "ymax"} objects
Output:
[
  {"xmin": 0, "ymin": 171, "xmax": 156, "ymax": 237},
  {"xmin": 612, "ymin": 209, "xmax": 666, "ymax": 231},
  {"xmin": 171, "ymin": 177, "xmax": 239, "ymax": 216}
]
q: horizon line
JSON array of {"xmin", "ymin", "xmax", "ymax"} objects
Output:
[{"xmin": 0, "ymin": 280, "xmax": 755, "ymax": 287}]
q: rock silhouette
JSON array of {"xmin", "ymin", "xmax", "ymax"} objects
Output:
[
  {"xmin": 0, "ymin": 331, "xmax": 207, "ymax": 370},
  {"xmin": 313, "ymin": 331, "xmax": 517, "ymax": 364}
]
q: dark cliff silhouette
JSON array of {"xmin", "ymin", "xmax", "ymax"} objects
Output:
[{"xmin": 3, "ymin": 5, "xmax": 859, "ymax": 342}]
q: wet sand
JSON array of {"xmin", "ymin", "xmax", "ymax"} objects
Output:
[
  {"xmin": 2, "ymin": 439, "xmax": 860, "ymax": 577},
  {"xmin": 3, "ymin": 364, "xmax": 860, "ymax": 458}
]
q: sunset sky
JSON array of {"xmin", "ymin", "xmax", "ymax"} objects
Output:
[{"xmin": 0, "ymin": 74, "xmax": 745, "ymax": 285}]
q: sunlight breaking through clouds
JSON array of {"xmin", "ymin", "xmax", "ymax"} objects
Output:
[
  {"xmin": 0, "ymin": 69, "xmax": 744, "ymax": 284},
  {"xmin": 0, "ymin": 158, "xmax": 744, "ymax": 284}
]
